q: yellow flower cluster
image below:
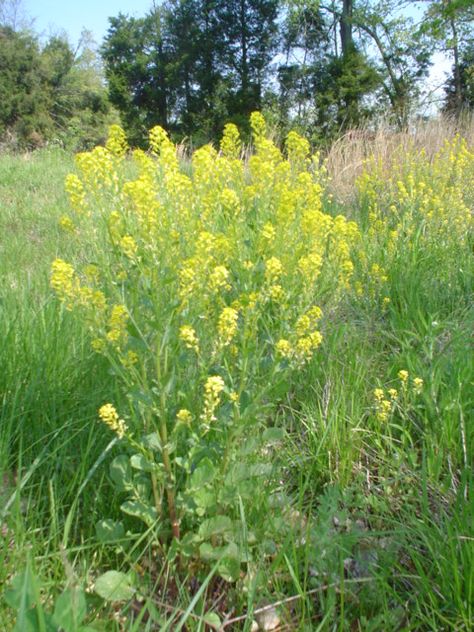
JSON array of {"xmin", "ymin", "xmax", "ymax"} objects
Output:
[
  {"xmin": 358, "ymin": 136, "xmax": 473, "ymax": 253},
  {"xmin": 276, "ymin": 306, "xmax": 323, "ymax": 366},
  {"xmin": 265, "ymin": 257, "xmax": 283, "ymax": 282},
  {"xmin": 217, "ymin": 306, "xmax": 239, "ymax": 347},
  {"xmin": 120, "ymin": 235, "xmax": 138, "ymax": 260},
  {"xmin": 373, "ymin": 371, "xmax": 424, "ymax": 421},
  {"xmin": 52, "ymin": 115, "xmax": 364, "ymax": 447},
  {"xmin": 374, "ymin": 388, "xmax": 393, "ymax": 422},
  {"xmin": 106, "ymin": 124, "xmax": 129, "ymax": 158},
  {"xmin": 398, "ymin": 370, "xmax": 424, "ymax": 395},
  {"xmin": 220, "ymin": 123, "xmax": 241, "ymax": 159},
  {"xmin": 179, "ymin": 325, "xmax": 199, "ymax": 353},
  {"xmin": 106, "ymin": 304, "xmax": 129, "ymax": 349},
  {"xmin": 286, "ymin": 130, "xmax": 310, "ymax": 169},
  {"xmin": 59, "ymin": 215, "xmax": 76, "ymax": 233},
  {"xmin": 98, "ymin": 403, "xmax": 127, "ymax": 439},
  {"xmin": 65, "ymin": 174, "xmax": 86, "ymax": 214},
  {"xmin": 176, "ymin": 408, "xmax": 193, "ymax": 426},
  {"xmin": 51, "ymin": 258, "xmax": 77, "ymax": 307},
  {"xmin": 201, "ymin": 376, "xmax": 225, "ymax": 428}
]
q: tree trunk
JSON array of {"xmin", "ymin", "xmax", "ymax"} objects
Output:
[
  {"xmin": 450, "ymin": 15, "xmax": 463, "ymax": 115},
  {"xmin": 240, "ymin": 0, "xmax": 249, "ymax": 95},
  {"xmin": 340, "ymin": 0, "xmax": 353, "ymax": 57}
]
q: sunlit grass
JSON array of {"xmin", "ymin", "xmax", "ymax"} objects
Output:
[{"xmin": 1, "ymin": 126, "xmax": 473, "ymax": 630}]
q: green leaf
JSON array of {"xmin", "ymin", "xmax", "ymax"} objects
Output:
[
  {"xmin": 4, "ymin": 569, "xmax": 35, "ymax": 611},
  {"xmin": 193, "ymin": 487, "xmax": 216, "ymax": 513},
  {"xmin": 224, "ymin": 462, "xmax": 249, "ymax": 485},
  {"xmin": 52, "ymin": 588, "xmax": 87, "ymax": 630},
  {"xmin": 133, "ymin": 473, "xmax": 152, "ymax": 498},
  {"xmin": 94, "ymin": 571, "xmax": 135, "ymax": 602},
  {"xmin": 177, "ymin": 532, "xmax": 201, "ymax": 557},
  {"xmin": 203, "ymin": 612, "xmax": 221, "ymax": 627},
  {"xmin": 238, "ymin": 435, "xmax": 262, "ymax": 456},
  {"xmin": 199, "ymin": 541, "xmax": 239, "ymax": 562},
  {"xmin": 95, "ymin": 519, "xmax": 125, "ymax": 544},
  {"xmin": 143, "ymin": 432, "xmax": 161, "ymax": 451},
  {"xmin": 189, "ymin": 458, "xmax": 216, "ymax": 489},
  {"xmin": 130, "ymin": 453, "xmax": 154, "ymax": 472},
  {"xmin": 262, "ymin": 427, "xmax": 285, "ymax": 443},
  {"xmin": 198, "ymin": 515, "xmax": 233, "ymax": 539},
  {"xmin": 109, "ymin": 455, "xmax": 133, "ymax": 492},
  {"xmin": 218, "ymin": 556, "xmax": 241, "ymax": 582},
  {"xmin": 121, "ymin": 500, "xmax": 158, "ymax": 526}
]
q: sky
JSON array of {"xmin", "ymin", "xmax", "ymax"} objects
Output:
[{"xmin": 24, "ymin": 0, "xmax": 155, "ymax": 45}]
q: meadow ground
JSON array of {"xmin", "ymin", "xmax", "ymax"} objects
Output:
[{"xmin": 0, "ymin": 122, "xmax": 473, "ymax": 631}]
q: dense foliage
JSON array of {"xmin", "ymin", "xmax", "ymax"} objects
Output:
[
  {"xmin": 101, "ymin": 0, "xmax": 474, "ymax": 144},
  {"xmin": 2, "ymin": 1, "xmax": 474, "ymax": 148},
  {"xmin": 0, "ymin": 25, "xmax": 116, "ymax": 149}
]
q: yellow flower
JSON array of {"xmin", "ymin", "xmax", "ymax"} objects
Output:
[
  {"xmin": 50, "ymin": 258, "xmax": 77, "ymax": 307},
  {"xmin": 220, "ymin": 123, "xmax": 241, "ymax": 159},
  {"xmin": 376, "ymin": 399, "xmax": 392, "ymax": 422},
  {"xmin": 201, "ymin": 376, "xmax": 225, "ymax": 427},
  {"xmin": 179, "ymin": 325, "xmax": 199, "ymax": 353},
  {"xmin": 65, "ymin": 173, "xmax": 86, "ymax": 213},
  {"xmin": 374, "ymin": 388, "xmax": 385, "ymax": 402},
  {"xmin": 106, "ymin": 304, "xmax": 129, "ymax": 349},
  {"xmin": 295, "ymin": 333, "xmax": 322, "ymax": 363},
  {"xmin": 276, "ymin": 339, "xmax": 292, "ymax": 358},
  {"xmin": 265, "ymin": 256, "xmax": 283, "ymax": 281},
  {"xmin": 84, "ymin": 264, "xmax": 100, "ymax": 283},
  {"xmin": 120, "ymin": 235, "xmax": 138, "ymax": 259},
  {"xmin": 59, "ymin": 215, "xmax": 75, "ymax": 232},
  {"xmin": 121, "ymin": 350, "xmax": 139, "ymax": 369},
  {"xmin": 176, "ymin": 409, "xmax": 193, "ymax": 425},
  {"xmin": 261, "ymin": 222, "xmax": 276, "ymax": 242},
  {"xmin": 217, "ymin": 307, "xmax": 239, "ymax": 347},
  {"xmin": 398, "ymin": 370, "xmax": 409, "ymax": 384},
  {"xmin": 413, "ymin": 377, "xmax": 424, "ymax": 394},
  {"xmin": 209, "ymin": 265, "xmax": 231, "ymax": 293},
  {"xmin": 268, "ymin": 284, "xmax": 284, "ymax": 302},
  {"xmin": 98, "ymin": 403, "xmax": 127, "ymax": 439},
  {"xmin": 91, "ymin": 338, "xmax": 106, "ymax": 354},
  {"xmin": 388, "ymin": 388, "xmax": 398, "ymax": 400},
  {"xmin": 106, "ymin": 124, "xmax": 128, "ymax": 158}
]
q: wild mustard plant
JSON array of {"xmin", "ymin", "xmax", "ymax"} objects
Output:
[
  {"xmin": 51, "ymin": 113, "xmax": 359, "ymax": 579},
  {"xmin": 353, "ymin": 137, "xmax": 474, "ymax": 309}
]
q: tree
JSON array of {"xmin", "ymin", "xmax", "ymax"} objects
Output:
[
  {"xmin": 102, "ymin": 0, "xmax": 279, "ymax": 142},
  {"xmin": 0, "ymin": 24, "xmax": 116, "ymax": 148},
  {"xmin": 444, "ymin": 42, "xmax": 474, "ymax": 113},
  {"xmin": 215, "ymin": 0, "xmax": 279, "ymax": 119},
  {"xmin": 277, "ymin": 1, "xmax": 381, "ymax": 138},
  {"xmin": 420, "ymin": 0, "xmax": 474, "ymax": 115},
  {"xmin": 102, "ymin": 12, "xmax": 171, "ymax": 144},
  {"xmin": 0, "ymin": 26, "xmax": 51, "ymax": 143}
]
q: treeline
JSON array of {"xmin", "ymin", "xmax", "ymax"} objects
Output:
[
  {"xmin": 0, "ymin": 0, "xmax": 117, "ymax": 149},
  {"xmin": 0, "ymin": 26, "xmax": 117, "ymax": 149},
  {"xmin": 102, "ymin": 0, "xmax": 474, "ymax": 144},
  {"xmin": 1, "ymin": 0, "xmax": 474, "ymax": 149}
]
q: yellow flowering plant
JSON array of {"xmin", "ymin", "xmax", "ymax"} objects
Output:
[
  {"xmin": 51, "ymin": 114, "xmax": 358, "ymax": 580},
  {"xmin": 372, "ymin": 369, "xmax": 426, "ymax": 454}
]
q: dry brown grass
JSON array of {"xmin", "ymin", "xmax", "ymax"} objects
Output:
[{"xmin": 325, "ymin": 113, "xmax": 474, "ymax": 202}]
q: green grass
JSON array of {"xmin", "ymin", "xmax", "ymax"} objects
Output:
[{"xmin": 1, "ymin": 146, "xmax": 473, "ymax": 631}]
